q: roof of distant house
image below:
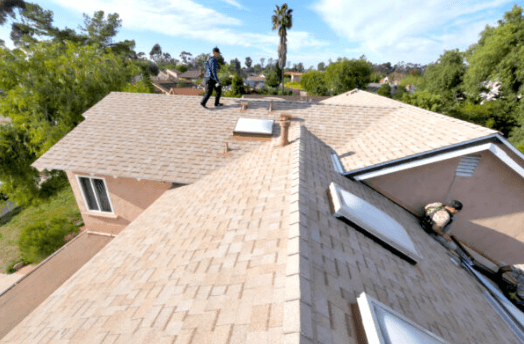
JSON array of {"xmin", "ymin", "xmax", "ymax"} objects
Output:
[
  {"xmin": 32, "ymin": 91, "xmax": 496, "ymax": 185},
  {"xmin": 180, "ymin": 70, "xmax": 202, "ymax": 79},
  {"xmin": 284, "ymin": 72, "xmax": 303, "ymax": 76},
  {"xmin": 7, "ymin": 125, "xmax": 520, "ymax": 344}
]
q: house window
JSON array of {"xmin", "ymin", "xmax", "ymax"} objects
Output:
[
  {"xmin": 328, "ymin": 182, "xmax": 421, "ymax": 263},
  {"xmin": 357, "ymin": 292, "xmax": 448, "ymax": 343},
  {"xmin": 77, "ymin": 176, "xmax": 113, "ymax": 213}
]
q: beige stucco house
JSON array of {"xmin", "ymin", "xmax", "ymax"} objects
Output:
[{"xmin": 5, "ymin": 90, "xmax": 522, "ymax": 343}]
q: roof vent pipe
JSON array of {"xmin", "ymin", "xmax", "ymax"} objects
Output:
[
  {"xmin": 278, "ymin": 113, "xmax": 291, "ymax": 147},
  {"xmin": 240, "ymin": 102, "xmax": 248, "ymax": 112},
  {"xmin": 269, "ymin": 100, "xmax": 274, "ymax": 112}
]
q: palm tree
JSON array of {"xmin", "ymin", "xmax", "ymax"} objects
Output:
[{"xmin": 271, "ymin": 3, "xmax": 293, "ymax": 94}]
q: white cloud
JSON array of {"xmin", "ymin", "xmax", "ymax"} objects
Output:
[
  {"xmin": 221, "ymin": 0, "xmax": 244, "ymax": 10},
  {"xmin": 48, "ymin": 0, "xmax": 327, "ymax": 56},
  {"xmin": 313, "ymin": 0, "xmax": 513, "ymax": 63}
]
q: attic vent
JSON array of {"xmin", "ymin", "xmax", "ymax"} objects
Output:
[
  {"xmin": 455, "ymin": 154, "xmax": 481, "ymax": 177},
  {"xmin": 233, "ymin": 118, "xmax": 274, "ymax": 136},
  {"xmin": 446, "ymin": 154, "xmax": 481, "ymax": 202}
]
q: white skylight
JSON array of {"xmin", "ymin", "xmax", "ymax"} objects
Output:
[
  {"xmin": 329, "ymin": 182, "xmax": 421, "ymax": 262},
  {"xmin": 357, "ymin": 293, "xmax": 449, "ymax": 344},
  {"xmin": 233, "ymin": 118, "xmax": 274, "ymax": 135}
]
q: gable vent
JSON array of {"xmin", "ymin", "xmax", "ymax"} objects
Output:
[{"xmin": 455, "ymin": 155, "xmax": 481, "ymax": 177}]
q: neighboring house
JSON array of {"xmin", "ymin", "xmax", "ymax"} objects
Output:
[
  {"xmin": 166, "ymin": 69, "xmax": 184, "ymax": 79},
  {"xmin": 4, "ymin": 91, "xmax": 524, "ymax": 342},
  {"xmin": 284, "ymin": 71, "xmax": 303, "ymax": 82},
  {"xmin": 245, "ymin": 76, "xmax": 266, "ymax": 88},
  {"xmin": 179, "ymin": 70, "xmax": 203, "ymax": 82}
]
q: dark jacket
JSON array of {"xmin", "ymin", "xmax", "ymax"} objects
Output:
[{"xmin": 204, "ymin": 55, "xmax": 219, "ymax": 82}]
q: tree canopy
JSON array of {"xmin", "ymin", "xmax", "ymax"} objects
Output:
[
  {"xmin": 324, "ymin": 58, "xmax": 373, "ymax": 94},
  {"xmin": 0, "ymin": 41, "xmax": 150, "ymax": 205}
]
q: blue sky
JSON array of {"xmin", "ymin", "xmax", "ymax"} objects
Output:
[{"xmin": 0, "ymin": 0, "xmax": 518, "ymax": 68}]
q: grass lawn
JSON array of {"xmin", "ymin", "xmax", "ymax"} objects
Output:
[{"xmin": 0, "ymin": 186, "xmax": 82, "ymax": 273}]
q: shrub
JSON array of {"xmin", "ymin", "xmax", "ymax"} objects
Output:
[
  {"xmin": 231, "ymin": 73, "xmax": 246, "ymax": 95},
  {"xmin": 6, "ymin": 258, "xmax": 23, "ymax": 274},
  {"xmin": 19, "ymin": 217, "xmax": 78, "ymax": 264},
  {"xmin": 377, "ymin": 84, "xmax": 392, "ymax": 98}
]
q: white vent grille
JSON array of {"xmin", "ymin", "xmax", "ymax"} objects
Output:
[{"xmin": 455, "ymin": 155, "xmax": 481, "ymax": 177}]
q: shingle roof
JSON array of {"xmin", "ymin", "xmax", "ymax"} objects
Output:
[
  {"xmin": 32, "ymin": 92, "xmax": 496, "ymax": 184},
  {"xmin": 5, "ymin": 126, "xmax": 519, "ymax": 343},
  {"xmin": 180, "ymin": 70, "xmax": 202, "ymax": 79}
]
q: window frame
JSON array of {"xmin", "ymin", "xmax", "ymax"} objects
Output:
[
  {"xmin": 328, "ymin": 182, "xmax": 421, "ymax": 263},
  {"xmin": 76, "ymin": 175, "xmax": 114, "ymax": 214},
  {"xmin": 357, "ymin": 292, "xmax": 449, "ymax": 344}
]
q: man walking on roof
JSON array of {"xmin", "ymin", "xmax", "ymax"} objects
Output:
[{"xmin": 200, "ymin": 47, "xmax": 223, "ymax": 109}]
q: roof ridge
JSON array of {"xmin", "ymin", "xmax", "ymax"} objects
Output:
[{"xmin": 353, "ymin": 90, "xmax": 498, "ymax": 134}]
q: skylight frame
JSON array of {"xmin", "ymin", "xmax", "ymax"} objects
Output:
[
  {"xmin": 233, "ymin": 118, "xmax": 274, "ymax": 136},
  {"xmin": 357, "ymin": 292, "xmax": 450, "ymax": 344},
  {"xmin": 328, "ymin": 182, "xmax": 421, "ymax": 263}
]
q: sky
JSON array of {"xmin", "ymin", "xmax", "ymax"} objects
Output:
[{"xmin": 0, "ymin": 0, "xmax": 519, "ymax": 68}]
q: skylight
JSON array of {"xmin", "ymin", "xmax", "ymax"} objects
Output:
[
  {"xmin": 328, "ymin": 182, "xmax": 421, "ymax": 263},
  {"xmin": 233, "ymin": 118, "xmax": 274, "ymax": 136},
  {"xmin": 357, "ymin": 293, "xmax": 449, "ymax": 344}
]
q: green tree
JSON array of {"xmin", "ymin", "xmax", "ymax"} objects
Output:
[
  {"xmin": 0, "ymin": 0, "xmax": 25, "ymax": 26},
  {"xmin": 175, "ymin": 64, "xmax": 188, "ymax": 73},
  {"xmin": 317, "ymin": 62, "xmax": 325, "ymax": 71},
  {"xmin": 231, "ymin": 73, "xmax": 246, "ymax": 95},
  {"xmin": 79, "ymin": 10, "xmax": 122, "ymax": 48},
  {"xmin": 149, "ymin": 43, "xmax": 162, "ymax": 61},
  {"xmin": 464, "ymin": 5, "xmax": 524, "ymax": 97},
  {"xmin": 0, "ymin": 41, "xmax": 146, "ymax": 205},
  {"xmin": 393, "ymin": 86, "xmax": 407, "ymax": 100},
  {"xmin": 300, "ymin": 70, "xmax": 328, "ymax": 95},
  {"xmin": 272, "ymin": 3, "xmax": 293, "ymax": 94},
  {"xmin": 401, "ymin": 89, "xmax": 445, "ymax": 112},
  {"xmin": 377, "ymin": 84, "xmax": 392, "ymax": 98},
  {"xmin": 265, "ymin": 68, "xmax": 280, "ymax": 88},
  {"xmin": 424, "ymin": 49, "xmax": 466, "ymax": 100},
  {"xmin": 245, "ymin": 56, "xmax": 252, "ymax": 69},
  {"xmin": 324, "ymin": 58, "xmax": 372, "ymax": 95},
  {"xmin": 446, "ymin": 100, "xmax": 518, "ymax": 137}
]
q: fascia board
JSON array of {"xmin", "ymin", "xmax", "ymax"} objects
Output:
[{"xmin": 355, "ymin": 143, "xmax": 493, "ymax": 181}]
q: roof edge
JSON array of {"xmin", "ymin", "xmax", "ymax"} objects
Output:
[{"xmin": 345, "ymin": 134, "xmax": 502, "ymax": 179}]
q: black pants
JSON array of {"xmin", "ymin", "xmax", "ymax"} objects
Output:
[{"xmin": 201, "ymin": 79, "xmax": 222, "ymax": 106}]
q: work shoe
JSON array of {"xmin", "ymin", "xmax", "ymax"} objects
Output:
[
  {"xmin": 215, "ymin": 103, "xmax": 224, "ymax": 107},
  {"xmin": 200, "ymin": 103, "xmax": 207, "ymax": 109}
]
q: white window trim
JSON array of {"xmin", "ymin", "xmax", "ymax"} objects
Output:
[
  {"xmin": 76, "ymin": 175, "xmax": 114, "ymax": 214},
  {"xmin": 329, "ymin": 182, "xmax": 421, "ymax": 263},
  {"xmin": 357, "ymin": 292, "xmax": 449, "ymax": 344}
]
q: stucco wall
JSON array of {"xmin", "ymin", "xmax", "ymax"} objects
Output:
[
  {"xmin": 66, "ymin": 172, "xmax": 174, "ymax": 234},
  {"xmin": 364, "ymin": 144, "xmax": 524, "ymax": 264}
]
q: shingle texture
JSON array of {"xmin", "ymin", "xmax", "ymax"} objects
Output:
[
  {"xmin": 32, "ymin": 92, "xmax": 496, "ymax": 184},
  {"xmin": 6, "ymin": 125, "xmax": 520, "ymax": 344},
  {"xmin": 3, "ymin": 128, "xmax": 299, "ymax": 343}
]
